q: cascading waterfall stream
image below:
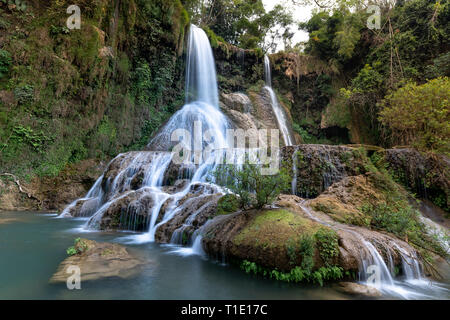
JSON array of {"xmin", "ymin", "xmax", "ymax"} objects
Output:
[
  {"xmin": 297, "ymin": 201, "xmax": 443, "ymax": 299},
  {"xmin": 59, "ymin": 24, "xmax": 449, "ymax": 299},
  {"xmin": 62, "ymin": 25, "xmax": 231, "ymax": 255},
  {"xmin": 264, "ymin": 55, "xmax": 295, "ymax": 147}
]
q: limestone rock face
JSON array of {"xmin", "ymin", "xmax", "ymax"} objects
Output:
[
  {"xmin": 283, "ymin": 145, "xmax": 367, "ymax": 198},
  {"xmin": 50, "ymin": 239, "xmax": 149, "ymax": 283},
  {"xmin": 382, "ymin": 148, "xmax": 450, "ymax": 212}
]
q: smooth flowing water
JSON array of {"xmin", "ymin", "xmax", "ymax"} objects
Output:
[
  {"xmin": 0, "ymin": 211, "xmax": 350, "ymax": 300},
  {"xmin": 1, "ymin": 212, "xmax": 448, "ymax": 299},
  {"xmin": 264, "ymin": 55, "xmax": 295, "ymax": 147}
]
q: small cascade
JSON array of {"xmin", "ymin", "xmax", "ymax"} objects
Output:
[
  {"xmin": 393, "ymin": 244, "xmax": 423, "ymax": 281},
  {"xmin": 59, "ymin": 174, "xmax": 104, "ymax": 218},
  {"xmin": 291, "ymin": 146, "xmax": 299, "ymax": 195},
  {"xmin": 359, "ymin": 241, "xmax": 395, "ymax": 287},
  {"xmin": 263, "ymin": 55, "xmax": 295, "ymax": 146},
  {"xmin": 298, "ymin": 201, "xmax": 436, "ymax": 298}
]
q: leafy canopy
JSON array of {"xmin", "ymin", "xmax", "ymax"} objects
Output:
[{"xmin": 379, "ymin": 77, "xmax": 450, "ymax": 155}]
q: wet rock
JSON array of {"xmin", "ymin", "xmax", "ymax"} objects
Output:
[
  {"xmin": 282, "ymin": 145, "xmax": 368, "ymax": 198},
  {"xmin": 335, "ymin": 282, "xmax": 381, "ymax": 298},
  {"xmin": 202, "ymin": 208, "xmax": 326, "ymax": 271},
  {"xmin": 155, "ymin": 183, "xmax": 223, "ymax": 243},
  {"xmin": 91, "ymin": 188, "xmax": 155, "ymax": 231},
  {"xmin": 382, "ymin": 148, "xmax": 449, "ymax": 212},
  {"xmin": 50, "ymin": 239, "xmax": 148, "ymax": 283}
]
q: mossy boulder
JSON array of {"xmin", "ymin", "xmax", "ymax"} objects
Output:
[{"xmin": 202, "ymin": 208, "xmax": 340, "ymax": 272}]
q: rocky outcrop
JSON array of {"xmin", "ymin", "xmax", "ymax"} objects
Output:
[
  {"xmin": 202, "ymin": 207, "xmax": 326, "ymax": 271},
  {"xmin": 0, "ymin": 159, "xmax": 105, "ymax": 212},
  {"xmin": 202, "ymin": 193, "xmax": 424, "ymax": 276},
  {"xmin": 283, "ymin": 144, "xmax": 368, "ymax": 198},
  {"xmin": 220, "ymin": 89, "xmax": 299, "ymax": 146},
  {"xmin": 50, "ymin": 239, "xmax": 149, "ymax": 283},
  {"xmin": 382, "ymin": 148, "xmax": 450, "ymax": 212}
]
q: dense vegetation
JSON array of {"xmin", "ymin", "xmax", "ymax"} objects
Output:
[
  {"xmin": 286, "ymin": 0, "xmax": 450, "ymax": 150},
  {"xmin": 1, "ymin": 0, "xmax": 448, "ymax": 181},
  {"xmin": 0, "ymin": 0, "xmax": 188, "ymax": 178}
]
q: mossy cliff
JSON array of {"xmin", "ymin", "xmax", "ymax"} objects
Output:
[
  {"xmin": 0, "ymin": 0, "xmax": 190, "ymax": 209},
  {"xmin": 0, "ymin": 0, "xmax": 189, "ymax": 179}
]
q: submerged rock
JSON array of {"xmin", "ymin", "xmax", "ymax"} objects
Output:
[
  {"xmin": 335, "ymin": 282, "xmax": 381, "ymax": 298},
  {"xmin": 50, "ymin": 239, "xmax": 148, "ymax": 283}
]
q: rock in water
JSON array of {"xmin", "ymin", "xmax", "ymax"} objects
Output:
[
  {"xmin": 50, "ymin": 239, "xmax": 149, "ymax": 283},
  {"xmin": 335, "ymin": 282, "xmax": 381, "ymax": 298}
]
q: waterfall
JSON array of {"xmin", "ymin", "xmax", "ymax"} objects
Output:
[
  {"xmin": 149, "ymin": 25, "xmax": 230, "ymax": 158},
  {"xmin": 61, "ymin": 25, "xmax": 232, "ymax": 256},
  {"xmin": 185, "ymin": 25, "xmax": 219, "ymax": 107},
  {"xmin": 263, "ymin": 55, "xmax": 295, "ymax": 146}
]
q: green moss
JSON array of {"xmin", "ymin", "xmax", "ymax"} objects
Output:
[{"xmin": 233, "ymin": 209, "xmax": 320, "ymax": 248}]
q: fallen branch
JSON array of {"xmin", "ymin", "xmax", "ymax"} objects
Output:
[{"xmin": 0, "ymin": 173, "xmax": 41, "ymax": 203}]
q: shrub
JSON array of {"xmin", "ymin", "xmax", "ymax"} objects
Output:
[
  {"xmin": 315, "ymin": 228, "xmax": 339, "ymax": 266},
  {"xmin": 14, "ymin": 85, "xmax": 34, "ymax": 104},
  {"xmin": 379, "ymin": 77, "xmax": 450, "ymax": 155},
  {"xmin": 0, "ymin": 49, "xmax": 11, "ymax": 79},
  {"xmin": 213, "ymin": 160, "xmax": 291, "ymax": 210},
  {"xmin": 66, "ymin": 238, "xmax": 89, "ymax": 256}
]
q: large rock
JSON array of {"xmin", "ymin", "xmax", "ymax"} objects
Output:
[
  {"xmin": 202, "ymin": 207, "xmax": 326, "ymax": 271},
  {"xmin": 50, "ymin": 239, "xmax": 148, "ymax": 283},
  {"xmin": 202, "ymin": 193, "xmax": 422, "ymax": 275},
  {"xmin": 283, "ymin": 145, "xmax": 368, "ymax": 198}
]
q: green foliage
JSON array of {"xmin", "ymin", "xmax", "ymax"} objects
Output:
[
  {"xmin": 66, "ymin": 246, "xmax": 77, "ymax": 256},
  {"xmin": 216, "ymin": 194, "xmax": 240, "ymax": 215},
  {"xmin": 202, "ymin": 26, "xmax": 225, "ymax": 48},
  {"xmin": 379, "ymin": 77, "xmax": 450, "ymax": 155},
  {"xmin": 240, "ymin": 259, "xmax": 343, "ymax": 286},
  {"xmin": 314, "ymin": 228, "xmax": 339, "ymax": 266},
  {"xmin": 298, "ymin": 234, "xmax": 315, "ymax": 271},
  {"xmin": 193, "ymin": 0, "xmax": 293, "ymax": 51},
  {"xmin": 13, "ymin": 84, "xmax": 34, "ymax": 104},
  {"xmin": 11, "ymin": 125, "xmax": 51, "ymax": 153},
  {"xmin": 1, "ymin": 0, "xmax": 27, "ymax": 11},
  {"xmin": 362, "ymin": 202, "xmax": 416, "ymax": 237},
  {"xmin": 0, "ymin": 49, "xmax": 11, "ymax": 80},
  {"xmin": 66, "ymin": 238, "xmax": 89, "ymax": 256},
  {"xmin": 213, "ymin": 160, "xmax": 291, "ymax": 210}
]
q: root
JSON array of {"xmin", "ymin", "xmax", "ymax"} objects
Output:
[{"xmin": 0, "ymin": 173, "xmax": 42, "ymax": 205}]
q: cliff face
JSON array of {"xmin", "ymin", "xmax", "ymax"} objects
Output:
[
  {"xmin": 0, "ymin": 0, "xmax": 189, "ymax": 178},
  {"xmin": 0, "ymin": 0, "xmax": 191, "ymax": 208}
]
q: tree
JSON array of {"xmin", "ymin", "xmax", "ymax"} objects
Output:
[
  {"xmin": 213, "ymin": 161, "xmax": 291, "ymax": 210},
  {"xmin": 189, "ymin": 0, "xmax": 294, "ymax": 50},
  {"xmin": 379, "ymin": 77, "xmax": 450, "ymax": 155}
]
